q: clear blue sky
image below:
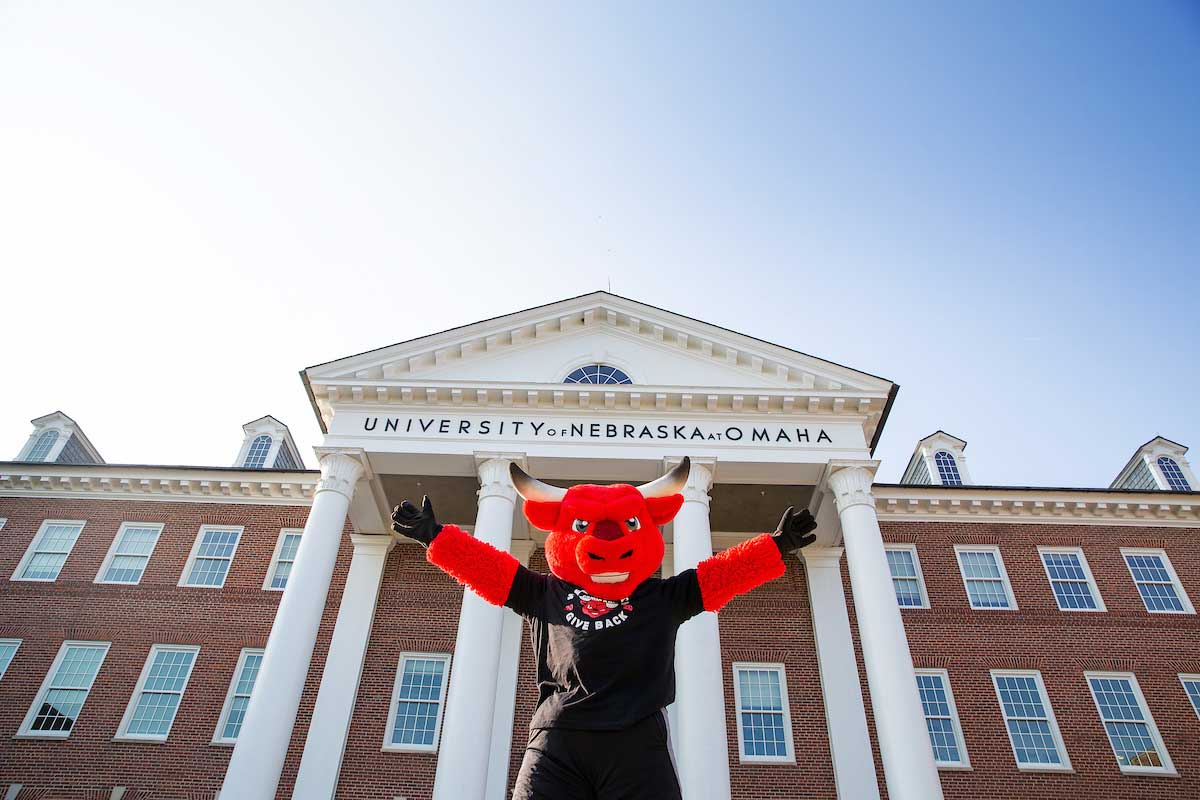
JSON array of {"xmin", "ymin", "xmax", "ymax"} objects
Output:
[{"xmin": 1, "ymin": 1, "xmax": 1196, "ymax": 486}]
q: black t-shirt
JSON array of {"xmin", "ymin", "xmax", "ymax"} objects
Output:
[{"xmin": 504, "ymin": 566, "xmax": 706, "ymax": 731}]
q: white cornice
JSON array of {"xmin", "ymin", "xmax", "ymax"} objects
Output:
[
  {"xmin": 874, "ymin": 485, "xmax": 1200, "ymax": 527},
  {"xmin": 0, "ymin": 463, "xmax": 317, "ymax": 506}
]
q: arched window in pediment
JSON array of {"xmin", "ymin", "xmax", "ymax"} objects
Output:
[
  {"xmin": 1157, "ymin": 457, "xmax": 1192, "ymax": 492},
  {"xmin": 564, "ymin": 365, "xmax": 633, "ymax": 385},
  {"xmin": 25, "ymin": 430, "xmax": 59, "ymax": 462},
  {"xmin": 244, "ymin": 435, "xmax": 274, "ymax": 469},
  {"xmin": 934, "ymin": 450, "xmax": 963, "ymax": 486}
]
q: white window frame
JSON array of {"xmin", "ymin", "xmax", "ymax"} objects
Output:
[
  {"xmin": 382, "ymin": 652, "xmax": 452, "ymax": 753},
  {"xmin": 914, "ymin": 668, "xmax": 970, "ymax": 769},
  {"xmin": 1120, "ymin": 548, "xmax": 1194, "ymax": 614},
  {"xmin": 954, "ymin": 545, "xmax": 1018, "ymax": 610},
  {"xmin": 0, "ymin": 518, "xmax": 7, "ymax": 530},
  {"xmin": 884, "ymin": 543, "xmax": 930, "ymax": 609},
  {"xmin": 11, "ymin": 519, "xmax": 87, "ymax": 583},
  {"xmin": 95, "ymin": 522, "xmax": 164, "ymax": 586},
  {"xmin": 179, "ymin": 525, "xmax": 243, "ymax": 588},
  {"xmin": 17, "ymin": 640, "xmax": 111, "ymax": 739},
  {"xmin": 115, "ymin": 644, "xmax": 201, "ymax": 742},
  {"xmin": 1037, "ymin": 546, "xmax": 1106, "ymax": 612},
  {"xmin": 731, "ymin": 661, "xmax": 796, "ymax": 764},
  {"xmin": 1084, "ymin": 671, "xmax": 1175, "ymax": 775},
  {"xmin": 990, "ymin": 669, "xmax": 1072, "ymax": 772},
  {"xmin": 1179, "ymin": 674, "xmax": 1200, "ymax": 721},
  {"xmin": 0, "ymin": 638, "xmax": 21, "ymax": 680},
  {"xmin": 262, "ymin": 528, "xmax": 304, "ymax": 591},
  {"xmin": 212, "ymin": 647, "xmax": 264, "ymax": 745}
]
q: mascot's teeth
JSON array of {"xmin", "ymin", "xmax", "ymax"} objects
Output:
[{"xmin": 591, "ymin": 572, "xmax": 630, "ymax": 583}]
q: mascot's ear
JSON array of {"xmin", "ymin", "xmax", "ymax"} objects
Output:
[
  {"xmin": 644, "ymin": 495, "xmax": 684, "ymax": 526},
  {"xmin": 522, "ymin": 500, "xmax": 561, "ymax": 532}
]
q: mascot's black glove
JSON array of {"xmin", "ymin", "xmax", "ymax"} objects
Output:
[
  {"xmin": 392, "ymin": 496, "xmax": 443, "ymax": 548},
  {"xmin": 771, "ymin": 506, "xmax": 818, "ymax": 555}
]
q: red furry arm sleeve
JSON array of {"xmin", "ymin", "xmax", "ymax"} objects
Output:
[
  {"xmin": 695, "ymin": 533, "xmax": 786, "ymax": 612},
  {"xmin": 425, "ymin": 524, "xmax": 520, "ymax": 607}
]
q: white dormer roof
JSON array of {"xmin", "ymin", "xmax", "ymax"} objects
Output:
[
  {"xmin": 302, "ymin": 291, "xmax": 898, "ymax": 452},
  {"xmin": 900, "ymin": 430, "xmax": 971, "ymax": 486},
  {"xmin": 1111, "ymin": 437, "xmax": 1195, "ymax": 492},
  {"xmin": 16, "ymin": 411, "xmax": 104, "ymax": 465},
  {"xmin": 234, "ymin": 415, "xmax": 306, "ymax": 470}
]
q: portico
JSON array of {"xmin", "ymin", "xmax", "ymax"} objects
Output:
[{"xmin": 220, "ymin": 292, "xmax": 941, "ymax": 800}]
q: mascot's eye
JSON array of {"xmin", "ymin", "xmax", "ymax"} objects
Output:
[
  {"xmin": 625, "ymin": 517, "xmax": 641, "ymax": 531},
  {"xmin": 572, "ymin": 519, "xmax": 590, "ymax": 533}
]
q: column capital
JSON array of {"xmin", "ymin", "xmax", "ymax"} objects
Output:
[
  {"xmin": 669, "ymin": 455, "xmax": 716, "ymax": 505},
  {"xmin": 350, "ymin": 532, "xmax": 396, "ymax": 556},
  {"xmin": 824, "ymin": 461, "xmax": 879, "ymax": 512},
  {"xmin": 313, "ymin": 449, "xmax": 368, "ymax": 500},
  {"xmin": 474, "ymin": 453, "xmax": 524, "ymax": 503},
  {"xmin": 800, "ymin": 545, "xmax": 845, "ymax": 568}
]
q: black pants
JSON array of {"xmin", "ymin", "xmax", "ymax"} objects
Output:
[{"xmin": 512, "ymin": 711, "xmax": 682, "ymax": 800}]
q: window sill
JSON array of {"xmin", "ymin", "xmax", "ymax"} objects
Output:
[{"xmin": 1016, "ymin": 764, "xmax": 1074, "ymax": 774}]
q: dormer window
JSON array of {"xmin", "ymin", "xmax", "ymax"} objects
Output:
[
  {"xmin": 235, "ymin": 416, "xmax": 305, "ymax": 470},
  {"xmin": 243, "ymin": 435, "xmax": 274, "ymax": 469},
  {"xmin": 564, "ymin": 365, "xmax": 633, "ymax": 385},
  {"xmin": 934, "ymin": 451, "xmax": 963, "ymax": 486},
  {"xmin": 273, "ymin": 443, "xmax": 301, "ymax": 470},
  {"xmin": 25, "ymin": 430, "xmax": 59, "ymax": 462},
  {"xmin": 1157, "ymin": 457, "xmax": 1192, "ymax": 492}
]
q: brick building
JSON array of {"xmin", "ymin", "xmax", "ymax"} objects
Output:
[{"xmin": 1, "ymin": 292, "xmax": 1197, "ymax": 800}]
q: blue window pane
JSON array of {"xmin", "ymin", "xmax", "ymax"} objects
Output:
[
  {"xmin": 564, "ymin": 364, "xmax": 633, "ymax": 385},
  {"xmin": 244, "ymin": 435, "xmax": 273, "ymax": 469},
  {"xmin": 960, "ymin": 551, "xmax": 1011, "ymax": 608},
  {"xmin": 26, "ymin": 430, "xmax": 59, "ymax": 462},
  {"xmin": 1157, "ymin": 457, "xmax": 1192, "ymax": 492},
  {"xmin": 737, "ymin": 668, "xmax": 789, "ymax": 758},
  {"xmin": 934, "ymin": 451, "xmax": 962, "ymax": 485},
  {"xmin": 995, "ymin": 675, "xmax": 1063, "ymax": 766},
  {"xmin": 886, "ymin": 549, "xmax": 925, "ymax": 607},
  {"xmin": 1182, "ymin": 680, "xmax": 1200, "ymax": 719},
  {"xmin": 391, "ymin": 657, "xmax": 447, "ymax": 747},
  {"xmin": 1041, "ymin": 552, "xmax": 1098, "ymax": 610},
  {"xmin": 1125, "ymin": 554, "xmax": 1185, "ymax": 612}
]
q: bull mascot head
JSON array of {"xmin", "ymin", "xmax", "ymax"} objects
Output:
[{"xmin": 509, "ymin": 456, "xmax": 691, "ymax": 601}]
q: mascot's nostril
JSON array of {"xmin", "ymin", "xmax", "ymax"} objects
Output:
[
  {"xmin": 619, "ymin": 550, "xmax": 633, "ymax": 559},
  {"xmin": 592, "ymin": 520, "xmax": 624, "ymax": 541},
  {"xmin": 586, "ymin": 552, "xmax": 603, "ymax": 560}
]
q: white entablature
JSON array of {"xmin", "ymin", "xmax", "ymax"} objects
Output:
[{"xmin": 304, "ymin": 292, "xmax": 897, "ymax": 466}]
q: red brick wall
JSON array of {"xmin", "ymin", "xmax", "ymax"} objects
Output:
[
  {"xmin": 0, "ymin": 496, "xmax": 349, "ymax": 800},
  {"xmin": 879, "ymin": 520, "xmax": 1200, "ymax": 799}
]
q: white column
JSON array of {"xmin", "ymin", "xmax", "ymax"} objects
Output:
[
  {"xmin": 293, "ymin": 532, "xmax": 395, "ymax": 799},
  {"xmin": 222, "ymin": 450, "xmax": 365, "ymax": 800},
  {"xmin": 485, "ymin": 539, "xmax": 533, "ymax": 800},
  {"xmin": 671, "ymin": 460, "xmax": 732, "ymax": 800},
  {"xmin": 828, "ymin": 464, "xmax": 943, "ymax": 800},
  {"xmin": 432, "ymin": 457, "xmax": 518, "ymax": 800},
  {"xmin": 801, "ymin": 547, "xmax": 881, "ymax": 800}
]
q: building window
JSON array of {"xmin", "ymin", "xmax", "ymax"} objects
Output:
[
  {"xmin": 116, "ymin": 645, "xmax": 199, "ymax": 741},
  {"xmin": 273, "ymin": 443, "xmax": 301, "ymax": 470},
  {"xmin": 0, "ymin": 518, "xmax": 6, "ymax": 530},
  {"xmin": 1038, "ymin": 547, "xmax": 1105, "ymax": 611},
  {"xmin": 0, "ymin": 639, "xmax": 21, "ymax": 679},
  {"xmin": 955, "ymin": 546, "xmax": 1017, "ymax": 609},
  {"xmin": 180, "ymin": 526, "xmax": 242, "ymax": 588},
  {"xmin": 563, "ymin": 364, "xmax": 633, "ymax": 385},
  {"xmin": 18, "ymin": 641, "xmax": 110, "ymax": 738},
  {"xmin": 214, "ymin": 648, "xmax": 263, "ymax": 744},
  {"xmin": 13, "ymin": 520, "xmax": 86, "ymax": 582},
  {"xmin": 732, "ymin": 662, "xmax": 795, "ymax": 763},
  {"xmin": 1157, "ymin": 457, "xmax": 1191, "ymax": 492},
  {"xmin": 934, "ymin": 451, "xmax": 963, "ymax": 485},
  {"xmin": 96, "ymin": 523, "xmax": 163, "ymax": 585},
  {"xmin": 1085, "ymin": 673, "xmax": 1174, "ymax": 774},
  {"xmin": 384, "ymin": 653, "xmax": 451, "ymax": 752},
  {"xmin": 1121, "ymin": 549, "xmax": 1193, "ymax": 614},
  {"xmin": 915, "ymin": 669, "xmax": 969, "ymax": 768},
  {"xmin": 243, "ymin": 435, "xmax": 273, "ymax": 469},
  {"xmin": 990, "ymin": 670, "xmax": 1071, "ymax": 770},
  {"xmin": 885, "ymin": 545, "xmax": 929, "ymax": 608},
  {"xmin": 1179, "ymin": 675, "xmax": 1200, "ymax": 721},
  {"xmin": 24, "ymin": 430, "xmax": 59, "ymax": 462},
  {"xmin": 264, "ymin": 529, "xmax": 303, "ymax": 590}
]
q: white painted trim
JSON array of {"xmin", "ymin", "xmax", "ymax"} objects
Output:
[
  {"xmin": 1119, "ymin": 548, "xmax": 1195, "ymax": 615},
  {"xmin": 0, "ymin": 518, "xmax": 6, "ymax": 530},
  {"xmin": 0, "ymin": 638, "xmax": 22, "ymax": 680},
  {"xmin": 874, "ymin": 487, "xmax": 1200, "ymax": 527},
  {"xmin": 883, "ymin": 543, "xmax": 930, "ymax": 609},
  {"xmin": 178, "ymin": 526, "xmax": 244, "ymax": 589},
  {"xmin": 16, "ymin": 640, "xmax": 111, "ymax": 739},
  {"xmin": 1036, "ymin": 546, "xmax": 1106, "ymax": 612},
  {"xmin": 1178, "ymin": 674, "xmax": 1200, "ymax": 721},
  {"xmin": 954, "ymin": 545, "xmax": 1018, "ymax": 610},
  {"xmin": 114, "ymin": 644, "xmax": 200, "ymax": 742},
  {"xmin": 262, "ymin": 529, "xmax": 304, "ymax": 591},
  {"xmin": 382, "ymin": 652, "xmax": 451, "ymax": 753},
  {"xmin": 10, "ymin": 519, "xmax": 86, "ymax": 582},
  {"xmin": 731, "ymin": 662, "xmax": 796, "ymax": 764},
  {"xmin": 94, "ymin": 522, "xmax": 164, "ymax": 586},
  {"xmin": 1083, "ymin": 671, "xmax": 1176, "ymax": 776},
  {"xmin": 914, "ymin": 668, "xmax": 970, "ymax": 769},
  {"xmin": 213, "ymin": 648, "xmax": 264, "ymax": 745},
  {"xmin": 989, "ymin": 669, "xmax": 1072, "ymax": 772}
]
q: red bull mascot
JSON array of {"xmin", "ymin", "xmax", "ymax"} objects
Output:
[{"xmin": 391, "ymin": 456, "xmax": 817, "ymax": 799}]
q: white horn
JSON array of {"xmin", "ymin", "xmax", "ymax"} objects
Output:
[
  {"xmin": 509, "ymin": 462, "xmax": 567, "ymax": 503},
  {"xmin": 637, "ymin": 456, "xmax": 691, "ymax": 498}
]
